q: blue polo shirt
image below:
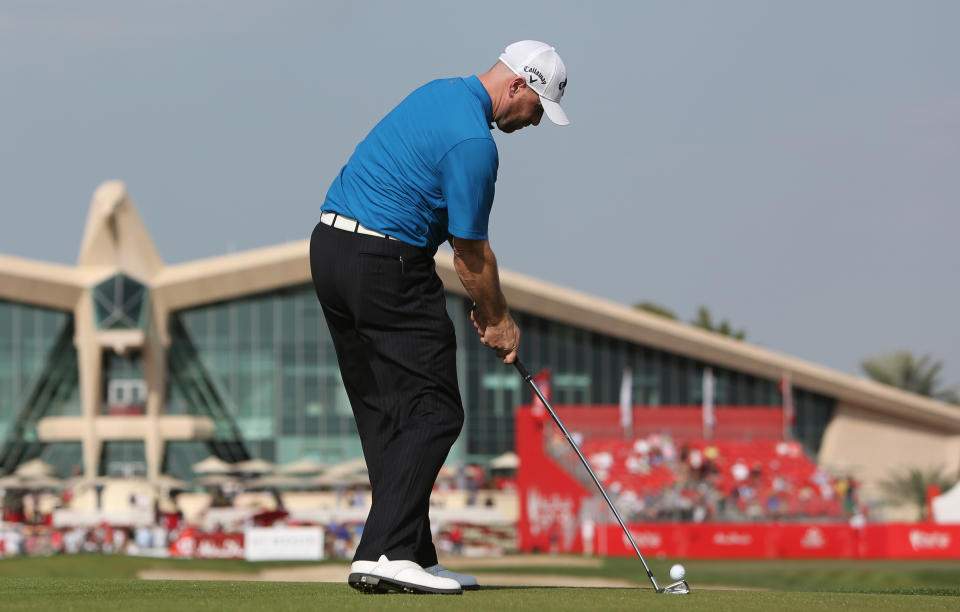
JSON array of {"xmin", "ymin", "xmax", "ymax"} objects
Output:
[{"xmin": 321, "ymin": 76, "xmax": 498, "ymax": 253}]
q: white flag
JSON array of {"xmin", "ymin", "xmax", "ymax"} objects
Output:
[
  {"xmin": 702, "ymin": 367, "xmax": 716, "ymax": 435},
  {"xmin": 619, "ymin": 367, "xmax": 633, "ymax": 430},
  {"xmin": 779, "ymin": 372, "xmax": 794, "ymax": 439}
]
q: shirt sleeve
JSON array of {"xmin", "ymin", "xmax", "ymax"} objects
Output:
[{"xmin": 438, "ymin": 138, "xmax": 498, "ymax": 240}]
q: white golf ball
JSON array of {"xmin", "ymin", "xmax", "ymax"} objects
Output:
[{"xmin": 669, "ymin": 564, "xmax": 686, "ymax": 581}]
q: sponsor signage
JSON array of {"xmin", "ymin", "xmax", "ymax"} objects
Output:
[
  {"xmin": 244, "ymin": 526, "xmax": 325, "ymax": 561},
  {"xmin": 170, "ymin": 529, "xmax": 244, "ymax": 559},
  {"xmin": 589, "ymin": 523, "xmax": 960, "ymax": 559}
]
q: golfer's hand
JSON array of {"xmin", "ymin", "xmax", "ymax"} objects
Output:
[{"xmin": 471, "ymin": 306, "xmax": 520, "ymax": 364}]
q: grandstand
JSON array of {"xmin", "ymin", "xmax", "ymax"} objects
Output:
[
  {"xmin": 513, "ymin": 401, "xmax": 892, "ymax": 558},
  {"xmin": 520, "ymin": 403, "xmax": 847, "ymax": 520}
]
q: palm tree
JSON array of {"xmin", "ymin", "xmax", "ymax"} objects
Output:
[
  {"xmin": 690, "ymin": 305, "xmax": 746, "ymax": 340},
  {"xmin": 861, "ymin": 351, "xmax": 959, "ymax": 404},
  {"xmin": 877, "ymin": 465, "xmax": 958, "ymax": 521},
  {"xmin": 633, "ymin": 301, "xmax": 677, "ymax": 320}
]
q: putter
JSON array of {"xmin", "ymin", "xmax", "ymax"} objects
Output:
[{"xmin": 513, "ymin": 358, "xmax": 691, "ymax": 595}]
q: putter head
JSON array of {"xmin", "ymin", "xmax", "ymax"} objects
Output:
[{"xmin": 660, "ymin": 579, "xmax": 690, "ymax": 595}]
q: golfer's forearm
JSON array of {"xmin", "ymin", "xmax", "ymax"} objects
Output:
[{"xmin": 452, "ymin": 238, "xmax": 509, "ymax": 322}]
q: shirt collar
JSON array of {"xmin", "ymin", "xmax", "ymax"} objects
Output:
[{"xmin": 465, "ymin": 75, "xmax": 493, "ymax": 126}]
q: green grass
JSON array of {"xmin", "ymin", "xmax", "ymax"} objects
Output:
[
  {"xmin": 0, "ymin": 554, "xmax": 321, "ymax": 580},
  {"xmin": 456, "ymin": 557, "xmax": 960, "ymax": 595},
  {"xmin": 1, "ymin": 555, "xmax": 959, "ymax": 611}
]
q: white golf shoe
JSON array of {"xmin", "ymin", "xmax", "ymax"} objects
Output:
[
  {"xmin": 424, "ymin": 564, "xmax": 479, "ymax": 590},
  {"xmin": 350, "ymin": 559, "xmax": 378, "ymax": 574},
  {"xmin": 348, "ymin": 555, "xmax": 462, "ymax": 594}
]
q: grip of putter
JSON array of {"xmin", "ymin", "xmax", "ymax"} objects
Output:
[{"xmin": 513, "ymin": 358, "xmax": 532, "ymax": 380}]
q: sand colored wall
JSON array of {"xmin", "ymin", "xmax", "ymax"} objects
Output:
[{"xmin": 819, "ymin": 402, "xmax": 960, "ymax": 500}]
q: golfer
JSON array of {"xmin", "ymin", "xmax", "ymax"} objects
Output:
[{"xmin": 310, "ymin": 40, "xmax": 569, "ymax": 595}]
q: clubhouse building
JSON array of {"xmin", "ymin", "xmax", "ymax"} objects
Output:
[{"xmin": 1, "ymin": 182, "xmax": 958, "ymax": 497}]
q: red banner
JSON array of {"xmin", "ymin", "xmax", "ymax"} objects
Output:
[
  {"xmin": 169, "ymin": 529, "xmax": 244, "ymax": 559},
  {"xmin": 777, "ymin": 524, "xmax": 855, "ymax": 558},
  {"xmin": 515, "ymin": 404, "xmax": 960, "ymax": 560},
  {"xmin": 592, "ymin": 523, "xmax": 960, "ymax": 559},
  {"xmin": 515, "ymin": 396, "xmax": 589, "ymax": 554}
]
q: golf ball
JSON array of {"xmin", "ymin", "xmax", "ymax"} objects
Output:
[{"xmin": 669, "ymin": 564, "xmax": 686, "ymax": 581}]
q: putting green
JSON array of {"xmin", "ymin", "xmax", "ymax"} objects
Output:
[
  {"xmin": 2, "ymin": 578, "xmax": 959, "ymax": 612},
  {"xmin": 1, "ymin": 555, "xmax": 958, "ymax": 611}
]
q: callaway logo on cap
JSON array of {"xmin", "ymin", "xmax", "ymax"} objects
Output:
[{"xmin": 499, "ymin": 40, "xmax": 569, "ymax": 126}]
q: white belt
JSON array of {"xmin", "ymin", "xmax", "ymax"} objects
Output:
[{"xmin": 320, "ymin": 212, "xmax": 398, "ymax": 240}]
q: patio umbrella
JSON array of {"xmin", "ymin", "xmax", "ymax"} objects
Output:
[
  {"xmin": 196, "ymin": 474, "xmax": 239, "ymax": 487},
  {"xmin": 15, "ymin": 476, "xmax": 65, "ymax": 491},
  {"xmin": 15, "ymin": 458, "xmax": 55, "ymax": 478},
  {"xmin": 490, "ymin": 451, "xmax": 520, "ymax": 470},
  {"xmin": 0, "ymin": 475, "xmax": 25, "ymax": 489},
  {"xmin": 232, "ymin": 459, "xmax": 275, "ymax": 474},
  {"xmin": 277, "ymin": 458, "xmax": 326, "ymax": 475},
  {"xmin": 324, "ymin": 457, "xmax": 367, "ymax": 478},
  {"xmin": 309, "ymin": 469, "xmax": 370, "ymax": 488},
  {"xmin": 192, "ymin": 456, "xmax": 232, "ymax": 474}
]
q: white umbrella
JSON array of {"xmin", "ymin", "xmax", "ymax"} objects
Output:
[
  {"xmin": 305, "ymin": 457, "xmax": 367, "ymax": 487},
  {"xmin": 0, "ymin": 475, "xmax": 24, "ymax": 489},
  {"xmin": 490, "ymin": 451, "xmax": 519, "ymax": 470},
  {"xmin": 277, "ymin": 458, "xmax": 326, "ymax": 475},
  {"xmin": 192, "ymin": 456, "xmax": 232, "ymax": 474},
  {"xmin": 309, "ymin": 470, "xmax": 370, "ymax": 488},
  {"xmin": 232, "ymin": 459, "xmax": 275, "ymax": 474},
  {"xmin": 15, "ymin": 458, "xmax": 55, "ymax": 478},
  {"xmin": 196, "ymin": 474, "xmax": 239, "ymax": 487},
  {"xmin": 325, "ymin": 457, "xmax": 367, "ymax": 478},
  {"xmin": 16, "ymin": 476, "xmax": 64, "ymax": 490}
]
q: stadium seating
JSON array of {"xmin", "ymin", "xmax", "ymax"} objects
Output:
[{"xmin": 574, "ymin": 435, "xmax": 847, "ymax": 521}]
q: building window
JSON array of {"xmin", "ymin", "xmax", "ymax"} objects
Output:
[{"xmin": 93, "ymin": 274, "xmax": 148, "ymax": 329}]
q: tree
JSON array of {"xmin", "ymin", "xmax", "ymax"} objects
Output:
[
  {"xmin": 633, "ymin": 301, "xmax": 677, "ymax": 320},
  {"xmin": 861, "ymin": 351, "xmax": 960, "ymax": 404},
  {"xmin": 690, "ymin": 305, "xmax": 746, "ymax": 340},
  {"xmin": 877, "ymin": 465, "xmax": 958, "ymax": 521}
]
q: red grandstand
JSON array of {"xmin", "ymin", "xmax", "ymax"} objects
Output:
[{"xmin": 515, "ymin": 403, "xmax": 960, "ymax": 559}]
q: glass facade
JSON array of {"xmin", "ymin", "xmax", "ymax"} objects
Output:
[
  {"xmin": 171, "ymin": 286, "xmax": 356, "ymax": 467},
  {"xmin": 0, "ymin": 300, "xmax": 80, "ymax": 475},
  {"xmin": 93, "ymin": 274, "xmax": 148, "ymax": 329},
  {"xmin": 100, "ymin": 440, "xmax": 147, "ymax": 477},
  {"xmin": 171, "ymin": 285, "xmax": 834, "ymax": 467},
  {"xmin": 456, "ymin": 295, "xmax": 833, "ymax": 461}
]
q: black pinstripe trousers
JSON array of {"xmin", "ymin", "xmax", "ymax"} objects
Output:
[{"xmin": 309, "ymin": 221, "xmax": 464, "ymax": 566}]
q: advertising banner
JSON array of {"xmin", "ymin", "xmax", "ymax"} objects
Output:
[
  {"xmin": 592, "ymin": 523, "xmax": 960, "ymax": 559},
  {"xmin": 244, "ymin": 526, "xmax": 325, "ymax": 561},
  {"xmin": 169, "ymin": 528, "xmax": 244, "ymax": 559}
]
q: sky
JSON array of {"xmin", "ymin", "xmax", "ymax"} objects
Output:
[{"xmin": 2, "ymin": 1, "xmax": 958, "ymax": 391}]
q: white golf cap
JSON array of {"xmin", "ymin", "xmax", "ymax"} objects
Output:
[{"xmin": 499, "ymin": 40, "xmax": 569, "ymax": 126}]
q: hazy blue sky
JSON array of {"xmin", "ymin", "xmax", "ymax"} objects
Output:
[{"xmin": 2, "ymin": 1, "xmax": 958, "ymax": 390}]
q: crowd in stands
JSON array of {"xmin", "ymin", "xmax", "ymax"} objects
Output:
[
  {"xmin": 1, "ymin": 431, "xmax": 863, "ymax": 560},
  {"xmin": 561, "ymin": 433, "xmax": 861, "ymax": 523},
  {"xmin": 0, "ymin": 462, "xmax": 517, "ymax": 559}
]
